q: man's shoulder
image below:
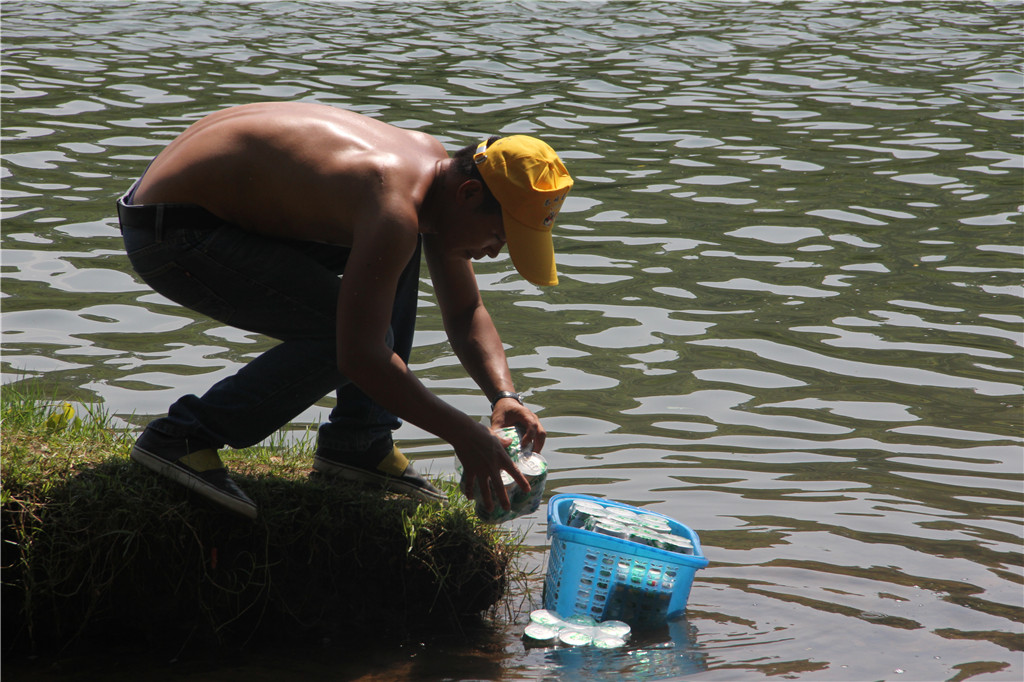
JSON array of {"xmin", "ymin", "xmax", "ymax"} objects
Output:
[{"xmin": 373, "ymin": 129, "xmax": 447, "ymax": 168}]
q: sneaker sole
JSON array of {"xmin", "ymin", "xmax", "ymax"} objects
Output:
[
  {"xmin": 312, "ymin": 456, "xmax": 447, "ymax": 504},
  {"xmin": 131, "ymin": 444, "xmax": 258, "ymax": 519}
]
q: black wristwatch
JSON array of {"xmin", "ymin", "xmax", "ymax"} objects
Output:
[{"xmin": 490, "ymin": 391, "xmax": 524, "ymax": 411}]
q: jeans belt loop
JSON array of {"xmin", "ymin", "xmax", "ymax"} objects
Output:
[{"xmin": 155, "ymin": 204, "xmax": 165, "ymax": 240}]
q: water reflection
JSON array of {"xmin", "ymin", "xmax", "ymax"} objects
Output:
[
  {"xmin": 2, "ymin": 0, "xmax": 1022, "ymax": 680},
  {"xmin": 530, "ymin": 619, "xmax": 706, "ymax": 681}
]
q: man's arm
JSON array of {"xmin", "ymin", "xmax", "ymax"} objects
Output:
[
  {"xmin": 423, "ymin": 237, "xmax": 546, "ymax": 454},
  {"xmin": 335, "ymin": 201, "xmax": 529, "ymax": 511}
]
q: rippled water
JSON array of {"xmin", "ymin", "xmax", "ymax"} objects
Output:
[{"xmin": 3, "ymin": 1, "xmax": 1022, "ymax": 680}]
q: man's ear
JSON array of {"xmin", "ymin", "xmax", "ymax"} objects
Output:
[{"xmin": 455, "ymin": 179, "xmax": 485, "ymax": 207}]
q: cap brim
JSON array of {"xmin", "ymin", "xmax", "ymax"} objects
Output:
[{"xmin": 503, "ymin": 210, "xmax": 558, "ymax": 286}]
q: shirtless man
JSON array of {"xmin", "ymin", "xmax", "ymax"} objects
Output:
[{"xmin": 117, "ymin": 102, "xmax": 573, "ymax": 520}]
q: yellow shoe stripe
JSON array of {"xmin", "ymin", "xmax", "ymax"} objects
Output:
[
  {"xmin": 377, "ymin": 445, "xmax": 409, "ymax": 477},
  {"xmin": 178, "ymin": 449, "xmax": 224, "ymax": 473}
]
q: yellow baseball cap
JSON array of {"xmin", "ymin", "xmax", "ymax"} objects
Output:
[{"xmin": 474, "ymin": 135, "xmax": 573, "ymax": 286}]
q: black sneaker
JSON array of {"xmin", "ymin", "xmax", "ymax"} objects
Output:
[
  {"xmin": 130, "ymin": 428, "xmax": 257, "ymax": 519},
  {"xmin": 312, "ymin": 438, "xmax": 446, "ymax": 504}
]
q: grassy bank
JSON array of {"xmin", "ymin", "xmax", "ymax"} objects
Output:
[{"xmin": 1, "ymin": 389, "xmax": 524, "ymax": 657}]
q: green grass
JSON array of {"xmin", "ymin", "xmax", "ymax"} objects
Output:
[{"xmin": 1, "ymin": 386, "xmax": 525, "ymax": 656}]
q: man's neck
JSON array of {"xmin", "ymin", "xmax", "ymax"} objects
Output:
[{"xmin": 418, "ymin": 158, "xmax": 453, "ymax": 234}]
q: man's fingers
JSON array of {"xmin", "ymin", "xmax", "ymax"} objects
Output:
[
  {"xmin": 508, "ymin": 461, "xmax": 531, "ymax": 494},
  {"xmin": 478, "ymin": 475, "xmax": 494, "ymax": 513},
  {"xmin": 495, "ymin": 476, "xmax": 512, "ymax": 511},
  {"xmin": 531, "ymin": 428, "xmax": 546, "ymax": 454}
]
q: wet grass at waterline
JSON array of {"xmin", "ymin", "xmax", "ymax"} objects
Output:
[{"xmin": 1, "ymin": 388, "xmax": 524, "ymax": 657}]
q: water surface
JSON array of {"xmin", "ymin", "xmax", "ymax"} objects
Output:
[{"xmin": 2, "ymin": 1, "xmax": 1022, "ymax": 680}]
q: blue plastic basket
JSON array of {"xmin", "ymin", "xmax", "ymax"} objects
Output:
[{"xmin": 544, "ymin": 494, "xmax": 709, "ymax": 626}]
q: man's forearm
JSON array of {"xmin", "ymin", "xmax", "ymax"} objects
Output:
[
  {"xmin": 446, "ymin": 302, "xmax": 516, "ymax": 403},
  {"xmin": 341, "ymin": 342, "xmax": 480, "ymax": 444}
]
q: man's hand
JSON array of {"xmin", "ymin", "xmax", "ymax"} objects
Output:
[
  {"xmin": 455, "ymin": 422, "xmax": 532, "ymax": 512},
  {"xmin": 490, "ymin": 400, "xmax": 546, "ymax": 455}
]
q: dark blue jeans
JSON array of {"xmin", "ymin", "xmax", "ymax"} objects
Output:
[{"xmin": 117, "ymin": 192, "xmax": 420, "ymax": 453}]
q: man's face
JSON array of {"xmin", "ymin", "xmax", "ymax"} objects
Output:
[
  {"xmin": 466, "ymin": 211, "xmax": 506, "ymax": 261},
  {"xmin": 439, "ymin": 206, "xmax": 505, "ymax": 261},
  {"xmin": 435, "ymin": 178, "xmax": 507, "ymax": 261}
]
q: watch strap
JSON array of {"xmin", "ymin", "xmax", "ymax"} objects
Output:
[{"xmin": 490, "ymin": 391, "xmax": 523, "ymax": 411}]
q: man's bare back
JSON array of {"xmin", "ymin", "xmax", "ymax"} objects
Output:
[{"xmin": 133, "ymin": 102, "xmax": 445, "ymax": 245}]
